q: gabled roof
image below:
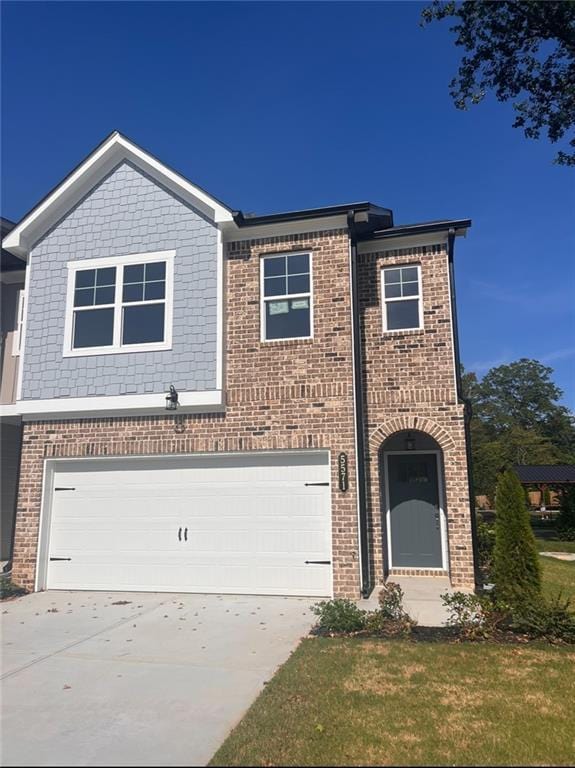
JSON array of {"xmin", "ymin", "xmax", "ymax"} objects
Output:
[
  {"xmin": 515, "ymin": 465, "xmax": 575, "ymax": 484},
  {"xmin": 2, "ymin": 131, "xmax": 234, "ymax": 258}
]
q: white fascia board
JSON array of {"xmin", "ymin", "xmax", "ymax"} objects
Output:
[
  {"xmin": 3, "ymin": 133, "xmax": 233, "ymax": 258},
  {"xmin": 357, "ymin": 232, "xmax": 452, "ymax": 254},
  {"xmin": 0, "ymin": 390, "xmax": 224, "ymax": 421},
  {"xmin": 221, "ymin": 214, "xmax": 349, "ymax": 242}
]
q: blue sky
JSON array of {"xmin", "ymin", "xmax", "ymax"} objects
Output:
[{"xmin": 2, "ymin": 1, "xmax": 574, "ymax": 407}]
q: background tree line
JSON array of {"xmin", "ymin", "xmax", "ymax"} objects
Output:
[{"xmin": 462, "ymin": 359, "xmax": 575, "ymax": 504}]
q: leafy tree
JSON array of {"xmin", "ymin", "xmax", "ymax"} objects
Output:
[
  {"xmin": 492, "ymin": 470, "xmax": 541, "ymax": 604},
  {"xmin": 461, "ymin": 360, "xmax": 575, "ymax": 503},
  {"xmin": 421, "ymin": 1, "xmax": 575, "ymax": 165},
  {"xmin": 557, "ymin": 487, "xmax": 575, "ymax": 540}
]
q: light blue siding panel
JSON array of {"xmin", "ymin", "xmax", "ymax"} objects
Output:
[{"xmin": 22, "ymin": 162, "xmax": 218, "ymax": 400}]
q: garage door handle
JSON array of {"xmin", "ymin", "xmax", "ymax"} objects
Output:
[
  {"xmin": 305, "ymin": 482, "xmax": 329, "ymax": 487},
  {"xmin": 184, "ymin": 528, "xmax": 188, "ymax": 542},
  {"xmin": 305, "ymin": 560, "xmax": 331, "ymax": 565},
  {"xmin": 178, "ymin": 527, "xmax": 182, "ymax": 541},
  {"xmin": 50, "ymin": 557, "xmax": 72, "ymax": 561}
]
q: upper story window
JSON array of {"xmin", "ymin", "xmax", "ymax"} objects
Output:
[
  {"xmin": 261, "ymin": 252, "xmax": 312, "ymax": 341},
  {"xmin": 381, "ymin": 264, "xmax": 422, "ymax": 332},
  {"xmin": 64, "ymin": 250, "xmax": 174, "ymax": 356}
]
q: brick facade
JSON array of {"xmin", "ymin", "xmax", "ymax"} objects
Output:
[
  {"xmin": 359, "ymin": 243, "xmax": 475, "ymax": 589},
  {"xmin": 12, "ymin": 229, "xmax": 363, "ymax": 596},
  {"xmin": 11, "ymin": 232, "xmax": 476, "ymax": 595}
]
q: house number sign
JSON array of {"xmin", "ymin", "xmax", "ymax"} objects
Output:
[{"xmin": 338, "ymin": 452, "xmax": 349, "ymax": 492}]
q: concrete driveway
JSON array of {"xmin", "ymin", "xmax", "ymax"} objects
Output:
[{"xmin": 1, "ymin": 591, "xmax": 315, "ymax": 766}]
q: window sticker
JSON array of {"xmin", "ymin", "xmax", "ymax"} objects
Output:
[
  {"xmin": 291, "ymin": 298, "xmax": 309, "ymax": 310},
  {"xmin": 269, "ymin": 301, "xmax": 289, "ymax": 315}
]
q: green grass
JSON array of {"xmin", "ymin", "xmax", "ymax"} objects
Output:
[
  {"xmin": 211, "ymin": 559, "xmax": 575, "ymax": 766},
  {"xmin": 536, "ymin": 538, "xmax": 575, "ymax": 554},
  {"xmin": 541, "ymin": 556, "xmax": 575, "ymax": 604},
  {"xmin": 210, "ymin": 638, "xmax": 575, "ymax": 767}
]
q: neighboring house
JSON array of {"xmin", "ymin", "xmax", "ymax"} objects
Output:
[
  {"xmin": 1, "ymin": 217, "xmax": 25, "ymax": 565},
  {"xmin": 0, "ymin": 131, "xmax": 476, "ymax": 598}
]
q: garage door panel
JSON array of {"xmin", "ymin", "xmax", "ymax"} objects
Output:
[{"xmin": 46, "ymin": 452, "xmax": 332, "ymax": 596}]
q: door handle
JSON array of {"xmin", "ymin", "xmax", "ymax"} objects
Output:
[
  {"xmin": 178, "ymin": 527, "xmax": 182, "ymax": 541},
  {"xmin": 184, "ymin": 527, "xmax": 188, "ymax": 542}
]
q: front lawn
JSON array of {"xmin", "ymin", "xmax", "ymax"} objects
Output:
[
  {"xmin": 210, "ymin": 638, "xmax": 575, "ymax": 767},
  {"xmin": 541, "ymin": 556, "xmax": 575, "ymax": 604},
  {"xmin": 536, "ymin": 537, "xmax": 575, "ymax": 554}
]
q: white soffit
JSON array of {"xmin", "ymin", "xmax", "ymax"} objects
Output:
[{"xmin": 2, "ymin": 132, "xmax": 234, "ymax": 259}]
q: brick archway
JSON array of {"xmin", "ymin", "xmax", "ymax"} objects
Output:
[{"xmin": 368, "ymin": 415, "xmax": 456, "ymax": 454}]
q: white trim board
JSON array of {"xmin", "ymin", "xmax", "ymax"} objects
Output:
[
  {"xmin": 62, "ymin": 250, "xmax": 175, "ymax": 358},
  {"xmin": 3, "ymin": 132, "xmax": 234, "ymax": 258},
  {"xmin": 383, "ymin": 450, "xmax": 448, "ymax": 573},
  {"xmin": 259, "ymin": 251, "xmax": 314, "ymax": 342},
  {"xmin": 0, "ymin": 390, "xmax": 224, "ymax": 420}
]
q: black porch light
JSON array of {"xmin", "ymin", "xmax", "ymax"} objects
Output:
[
  {"xmin": 165, "ymin": 384, "xmax": 179, "ymax": 411},
  {"xmin": 405, "ymin": 432, "xmax": 416, "ymax": 451}
]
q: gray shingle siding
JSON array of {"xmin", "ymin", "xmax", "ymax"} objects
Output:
[{"xmin": 22, "ymin": 162, "xmax": 218, "ymax": 400}]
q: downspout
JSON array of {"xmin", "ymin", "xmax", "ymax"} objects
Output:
[
  {"xmin": 447, "ymin": 228, "xmax": 480, "ymax": 587},
  {"xmin": 347, "ymin": 211, "xmax": 372, "ymax": 598}
]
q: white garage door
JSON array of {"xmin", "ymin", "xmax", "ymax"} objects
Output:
[{"xmin": 45, "ymin": 452, "xmax": 332, "ymax": 596}]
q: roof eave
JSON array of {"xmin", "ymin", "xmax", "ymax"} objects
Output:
[
  {"xmin": 362, "ymin": 218, "xmax": 472, "ymax": 241},
  {"xmin": 2, "ymin": 131, "xmax": 235, "ymax": 259}
]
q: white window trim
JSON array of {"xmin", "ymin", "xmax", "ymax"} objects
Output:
[
  {"xmin": 63, "ymin": 250, "xmax": 175, "ymax": 357},
  {"xmin": 381, "ymin": 263, "xmax": 423, "ymax": 333},
  {"xmin": 12, "ymin": 289, "xmax": 25, "ymax": 356},
  {"xmin": 260, "ymin": 251, "xmax": 314, "ymax": 342}
]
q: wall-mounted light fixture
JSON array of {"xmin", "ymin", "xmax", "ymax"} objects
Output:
[
  {"xmin": 165, "ymin": 384, "xmax": 179, "ymax": 411},
  {"xmin": 405, "ymin": 432, "xmax": 416, "ymax": 451}
]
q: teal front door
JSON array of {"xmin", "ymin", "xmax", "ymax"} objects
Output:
[{"xmin": 387, "ymin": 453, "xmax": 443, "ymax": 568}]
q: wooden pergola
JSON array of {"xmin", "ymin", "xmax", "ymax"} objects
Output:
[{"xmin": 514, "ymin": 465, "xmax": 575, "ymax": 510}]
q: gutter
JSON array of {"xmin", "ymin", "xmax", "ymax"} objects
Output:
[
  {"xmin": 447, "ymin": 228, "xmax": 480, "ymax": 588},
  {"xmin": 347, "ymin": 211, "xmax": 372, "ymax": 598}
]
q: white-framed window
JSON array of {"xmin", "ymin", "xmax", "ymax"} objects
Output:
[
  {"xmin": 63, "ymin": 250, "xmax": 174, "ymax": 356},
  {"xmin": 260, "ymin": 251, "xmax": 313, "ymax": 341},
  {"xmin": 381, "ymin": 264, "xmax": 423, "ymax": 332}
]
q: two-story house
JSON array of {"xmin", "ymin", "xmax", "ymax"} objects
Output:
[{"xmin": 1, "ymin": 132, "xmax": 476, "ymax": 598}]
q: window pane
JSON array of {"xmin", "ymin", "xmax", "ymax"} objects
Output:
[
  {"xmin": 123, "ymin": 283, "xmax": 144, "ymax": 302},
  {"xmin": 401, "ymin": 267, "xmax": 418, "ymax": 283},
  {"xmin": 288, "ymin": 253, "xmax": 309, "ymax": 275},
  {"xmin": 124, "ymin": 264, "xmax": 145, "ymax": 284},
  {"xmin": 73, "ymin": 308, "xmax": 114, "ymax": 348},
  {"xmin": 288, "ymin": 274, "xmax": 310, "ymax": 294},
  {"xmin": 384, "ymin": 282, "xmax": 401, "ymax": 299},
  {"xmin": 144, "ymin": 281, "xmax": 165, "ymax": 301},
  {"xmin": 75, "ymin": 269, "xmax": 96, "ymax": 289},
  {"xmin": 264, "ymin": 276, "xmax": 286, "ymax": 297},
  {"xmin": 386, "ymin": 299, "xmax": 420, "ymax": 330},
  {"xmin": 74, "ymin": 288, "xmax": 95, "ymax": 307},
  {"xmin": 265, "ymin": 298, "xmax": 310, "ymax": 339},
  {"xmin": 122, "ymin": 304, "xmax": 165, "ymax": 345},
  {"xmin": 263, "ymin": 257, "xmax": 286, "ymax": 278},
  {"xmin": 96, "ymin": 267, "xmax": 116, "ymax": 286},
  {"xmin": 95, "ymin": 286, "xmax": 115, "ymax": 305},
  {"xmin": 402, "ymin": 281, "xmax": 419, "ymax": 297},
  {"xmin": 145, "ymin": 261, "xmax": 166, "ymax": 281},
  {"xmin": 384, "ymin": 269, "xmax": 400, "ymax": 285}
]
